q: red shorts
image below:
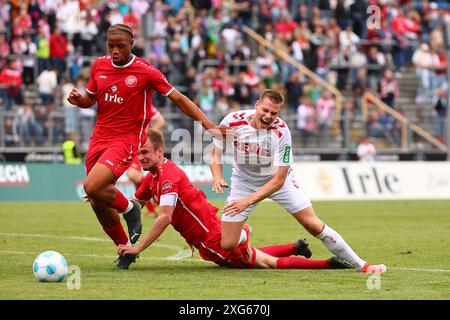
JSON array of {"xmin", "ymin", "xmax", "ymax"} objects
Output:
[
  {"xmin": 85, "ymin": 138, "xmax": 136, "ymax": 182},
  {"xmin": 196, "ymin": 230, "xmax": 256, "ymax": 269}
]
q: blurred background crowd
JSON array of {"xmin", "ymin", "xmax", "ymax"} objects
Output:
[{"xmin": 0, "ymin": 0, "xmax": 449, "ymax": 153}]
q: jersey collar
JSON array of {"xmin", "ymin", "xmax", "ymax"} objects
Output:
[{"xmin": 111, "ymin": 54, "xmax": 136, "ymax": 68}]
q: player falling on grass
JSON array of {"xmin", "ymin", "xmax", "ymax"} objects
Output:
[
  {"xmin": 66, "ymin": 24, "xmax": 221, "ymax": 269},
  {"xmin": 210, "ymin": 89, "xmax": 386, "ymax": 273},
  {"xmin": 126, "ymin": 104, "xmax": 165, "ymax": 218},
  {"xmin": 117, "ymin": 128, "xmax": 352, "ymax": 270}
]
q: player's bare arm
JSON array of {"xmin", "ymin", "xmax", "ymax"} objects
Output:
[
  {"xmin": 210, "ymin": 144, "xmax": 229, "ymax": 194},
  {"xmin": 151, "ymin": 113, "xmax": 165, "ymax": 131},
  {"xmin": 223, "ymin": 166, "xmax": 290, "ymax": 217},
  {"xmin": 118, "ymin": 205, "xmax": 174, "ymax": 255},
  {"xmin": 167, "ymin": 89, "xmax": 230, "ymax": 139},
  {"xmin": 66, "ymin": 88, "xmax": 96, "ymax": 108}
]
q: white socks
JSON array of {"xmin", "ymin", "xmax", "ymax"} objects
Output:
[
  {"xmin": 123, "ymin": 200, "xmax": 133, "ymax": 214},
  {"xmin": 316, "ymin": 225, "xmax": 366, "ymax": 270},
  {"xmin": 238, "ymin": 229, "xmax": 247, "ymax": 245}
]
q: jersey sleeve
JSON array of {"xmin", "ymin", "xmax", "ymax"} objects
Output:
[
  {"xmin": 85, "ymin": 59, "xmax": 98, "ymax": 95},
  {"xmin": 146, "ymin": 66, "xmax": 174, "ymax": 97},
  {"xmin": 158, "ymin": 167, "xmax": 181, "ymax": 206},
  {"xmin": 213, "ymin": 112, "xmax": 234, "ymax": 149},
  {"xmin": 134, "ymin": 174, "xmax": 153, "ymax": 202},
  {"xmin": 273, "ymin": 126, "xmax": 293, "ymax": 167}
]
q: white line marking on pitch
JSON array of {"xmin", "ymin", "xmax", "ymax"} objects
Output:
[
  {"xmin": 389, "ymin": 267, "xmax": 450, "ymax": 273},
  {"xmin": 0, "ymin": 250, "xmax": 206, "ymax": 263},
  {"xmin": 0, "ymin": 232, "xmax": 194, "ymax": 261}
]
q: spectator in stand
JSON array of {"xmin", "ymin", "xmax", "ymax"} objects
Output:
[
  {"xmin": 285, "ymin": 71, "xmax": 303, "ymax": 113},
  {"xmin": 352, "ymin": 68, "xmax": 367, "ymax": 115},
  {"xmin": 0, "ymin": 33, "xmax": 10, "ymax": 68},
  {"xmin": 4, "ymin": 116, "xmax": 20, "ymax": 147},
  {"xmin": 433, "ymin": 83, "xmax": 448, "ymax": 144},
  {"xmin": 61, "ymin": 76, "xmax": 78, "ymax": 134},
  {"xmin": 339, "ymin": 24, "xmax": 360, "ymax": 53},
  {"xmin": 349, "ymin": 46, "xmax": 367, "ymax": 82},
  {"xmin": 312, "ymin": 45, "xmax": 330, "ymax": 80},
  {"xmin": 379, "ymin": 69, "xmax": 400, "ymax": 109},
  {"xmin": 366, "ymin": 46, "xmax": 386, "ymax": 91},
  {"xmin": 0, "ymin": 59, "xmax": 23, "ymax": 110},
  {"xmin": 356, "ymin": 136, "xmax": 376, "ymax": 162},
  {"xmin": 13, "ymin": 7, "xmax": 32, "ymax": 37},
  {"xmin": 431, "ymin": 46, "xmax": 448, "ymax": 91},
  {"xmin": 412, "ymin": 42, "xmax": 436, "ymax": 103},
  {"xmin": 334, "ymin": 0, "xmax": 350, "ymax": 30},
  {"xmin": 13, "ymin": 104, "xmax": 45, "ymax": 146},
  {"xmin": 296, "ymin": 96, "xmax": 316, "ymax": 147},
  {"xmin": 315, "ymin": 90, "xmax": 335, "ymax": 147},
  {"xmin": 28, "ymin": 0, "xmax": 43, "ymax": 29},
  {"xmin": 0, "ymin": 0, "xmax": 11, "ymax": 36},
  {"xmin": 242, "ymin": 64, "xmax": 260, "ymax": 105},
  {"xmin": 35, "ymin": 25, "xmax": 50, "ymax": 75},
  {"xmin": 304, "ymin": 79, "xmax": 322, "ymax": 106},
  {"xmin": 49, "ymin": 27, "xmax": 69, "ymax": 81},
  {"xmin": 80, "ymin": 12, "xmax": 98, "ymax": 56},
  {"xmin": 97, "ymin": 9, "xmax": 112, "ymax": 55},
  {"xmin": 391, "ymin": 8, "xmax": 412, "ymax": 71},
  {"xmin": 36, "ymin": 65, "xmax": 58, "ymax": 108}
]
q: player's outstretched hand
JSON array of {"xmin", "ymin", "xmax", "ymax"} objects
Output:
[
  {"xmin": 67, "ymin": 88, "xmax": 82, "ymax": 106},
  {"xmin": 212, "ymin": 179, "xmax": 229, "ymax": 194},
  {"xmin": 118, "ymin": 244, "xmax": 140, "ymax": 256},
  {"xmin": 222, "ymin": 198, "xmax": 251, "ymax": 217},
  {"xmin": 208, "ymin": 125, "xmax": 234, "ymax": 141}
]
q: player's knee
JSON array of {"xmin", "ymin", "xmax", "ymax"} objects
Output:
[
  {"xmin": 83, "ymin": 179, "xmax": 101, "ymax": 198},
  {"xmin": 221, "ymin": 239, "xmax": 237, "ymax": 252}
]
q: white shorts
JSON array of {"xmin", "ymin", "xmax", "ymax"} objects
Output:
[{"xmin": 222, "ymin": 169, "xmax": 312, "ymax": 222}]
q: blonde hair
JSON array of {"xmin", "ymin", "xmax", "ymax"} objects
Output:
[
  {"xmin": 259, "ymin": 89, "xmax": 284, "ymax": 105},
  {"xmin": 145, "ymin": 128, "xmax": 164, "ymax": 151}
]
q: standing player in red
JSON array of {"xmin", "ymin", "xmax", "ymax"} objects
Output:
[
  {"xmin": 126, "ymin": 104, "xmax": 165, "ymax": 217},
  {"xmin": 67, "ymin": 24, "xmax": 220, "ymax": 269},
  {"xmin": 117, "ymin": 128, "xmax": 352, "ymax": 270}
]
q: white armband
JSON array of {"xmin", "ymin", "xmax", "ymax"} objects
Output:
[{"xmin": 159, "ymin": 193, "xmax": 178, "ymax": 207}]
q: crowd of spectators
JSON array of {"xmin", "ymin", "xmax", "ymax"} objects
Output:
[{"xmin": 0, "ymin": 0, "xmax": 449, "ymax": 149}]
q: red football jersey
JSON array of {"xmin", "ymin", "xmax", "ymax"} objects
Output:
[
  {"xmin": 86, "ymin": 54, "xmax": 173, "ymax": 147},
  {"xmin": 134, "ymin": 160, "xmax": 221, "ymax": 246}
]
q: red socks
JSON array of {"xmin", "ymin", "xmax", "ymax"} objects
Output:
[
  {"xmin": 110, "ymin": 190, "xmax": 129, "ymax": 212},
  {"xmin": 276, "ymin": 257, "xmax": 331, "ymax": 269},
  {"xmin": 103, "ymin": 223, "xmax": 129, "ymax": 246},
  {"xmin": 258, "ymin": 243, "xmax": 297, "ymax": 257}
]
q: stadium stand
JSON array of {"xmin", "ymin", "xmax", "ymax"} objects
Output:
[{"xmin": 0, "ymin": 0, "xmax": 449, "ymax": 157}]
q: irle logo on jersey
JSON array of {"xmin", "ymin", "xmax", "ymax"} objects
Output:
[{"xmin": 104, "ymin": 85, "xmax": 124, "ymax": 104}]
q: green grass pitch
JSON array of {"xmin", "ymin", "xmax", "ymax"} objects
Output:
[{"xmin": 0, "ymin": 200, "xmax": 449, "ymax": 300}]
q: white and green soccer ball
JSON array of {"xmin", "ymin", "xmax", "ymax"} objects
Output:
[{"xmin": 33, "ymin": 251, "xmax": 68, "ymax": 282}]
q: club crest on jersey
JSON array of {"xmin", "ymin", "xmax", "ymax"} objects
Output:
[
  {"xmin": 161, "ymin": 180, "xmax": 172, "ymax": 193},
  {"xmin": 125, "ymin": 75, "xmax": 137, "ymax": 87}
]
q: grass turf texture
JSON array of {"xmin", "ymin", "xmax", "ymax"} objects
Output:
[{"xmin": 0, "ymin": 200, "xmax": 449, "ymax": 300}]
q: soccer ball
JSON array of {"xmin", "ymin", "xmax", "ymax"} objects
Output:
[{"xmin": 33, "ymin": 251, "xmax": 68, "ymax": 282}]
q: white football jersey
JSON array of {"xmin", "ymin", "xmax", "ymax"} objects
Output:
[{"xmin": 217, "ymin": 109, "xmax": 293, "ymax": 184}]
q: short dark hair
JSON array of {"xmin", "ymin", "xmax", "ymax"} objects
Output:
[
  {"xmin": 145, "ymin": 128, "xmax": 164, "ymax": 151},
  {"xmin": 259, "ymin": 89, "xmax": 284, "ymax": 105},
  {"xmin": 106, "ymin": 24, "xmax": 134, "ymax": 39}
]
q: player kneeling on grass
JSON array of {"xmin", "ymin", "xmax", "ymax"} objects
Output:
[{"xmin": 117, "ymin": 128, "xmax": 352, "ymax": 270}]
